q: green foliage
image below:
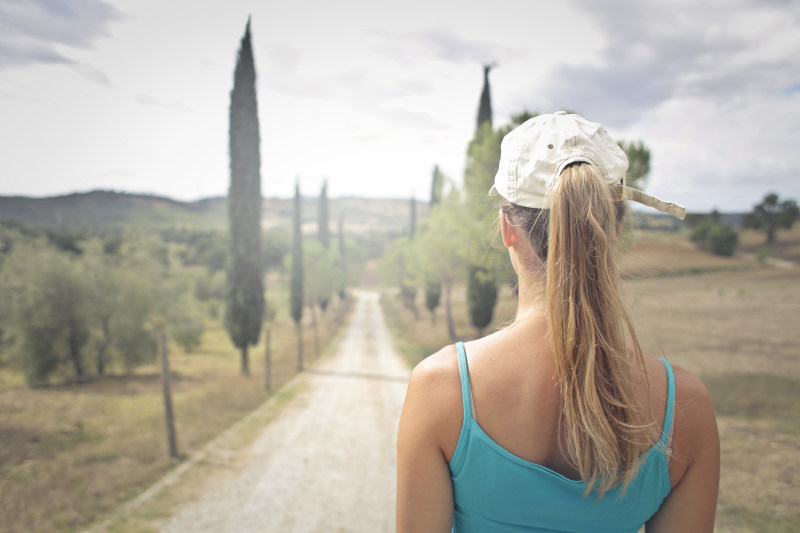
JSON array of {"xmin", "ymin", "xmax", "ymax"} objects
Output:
[
  {"xmin": 304, "ymin": 240, "xmax": 339, "ymax": 312},
  {"xmin": 169, "ymin": 305, "xmax": 205, "ymax": 353},
  {"xmin": 743, "ymin": 192, "xmax": 799, "ymax": 244},
  {"xmin": 318, "ymin": 180, "xmax": 330, "ymax": 249},
  {"xmin": 463, "ymin": 121, "xmax": 501, "ymax": 201},
  {"xmin": 337, "ymin": 215, "xmax": 348, "ymax": 298},
  {"xmin": 477, "ymin": 64, "xmax": 493, "ymax": 128},
  {"xmin": 0, "ymin": 243, "xmax": 91, "ymax": 382},
  {"xmin": 263, "ymin": 227, "xmax": 291, "ymax": 273},
  {"xmin": 380, "ymin": 237, "xmax": 419, "ymax": 289},
  {"xmin": 170, "ymin": 230, "xmax": 228, "ymax": 273},
  {"xmin": 467, "ymin": 265, "xmax": 498, "ymax": 334},
  {"xmin": 424, "ymin": 282, "xmax": 441, "ymax": 320},
  {"xmin": 290, "ymin": 182, "xmax": 304, "ymax": 324},
  {"xmin": 690, "ymin": 220, "xmax": 739, "ymax": 257},
  {"xmin": 617, "ymin": 140, "xmax": 651, "ymax": 190},
  {"xmin": 0, "ymin": 233, "xmax": 200, "ymax": 383},
  {"xmin": 409, "ymin": 197, "xmax": 417, "ymax": 239},
  {"xmin": 430, "ymin": 165, "xmax": 444, "ymax": 207},
  {"xmin": 225, "ymin": 19, "xmax": 264, "ymax": 365}
]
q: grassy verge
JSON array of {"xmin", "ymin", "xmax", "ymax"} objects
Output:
[
  {"xmin": 381, "ymin": 231, "xmax": 800, "ymax": 532},
  {"xmin": 0, "ymin": 297, "xmax": 352, "ymax": 533}
]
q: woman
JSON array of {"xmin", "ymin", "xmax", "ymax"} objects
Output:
[{"xmin": 396, "ymin": 112, "xmax": 719, "ymax": 532}]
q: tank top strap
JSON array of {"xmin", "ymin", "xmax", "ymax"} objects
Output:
[
  {"xmin": 455, "ymin": 342, "xmax": 475, "ymax": 420},
  {"xmin": 659, "ymin": 358, "xmax": 676, "ymax": 454}
]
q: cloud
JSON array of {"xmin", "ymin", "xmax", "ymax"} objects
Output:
[
  {"xmin": 135, "ymin": 93, "xmax": 190, "ymax": 112},
  {"xmin": 534, "ymin": 0, "xmax": 800, "ymax": 127},
  {"xmin": 376, "ymin": 28, "xmax": 527, "ymax": 66},
  {"xmin": 372, "ymin": 107, "xmax": 449, "ymax": 131},
  {"xmin": 0, "ymin": 0, "xmax": 122, "ymax": 70}
]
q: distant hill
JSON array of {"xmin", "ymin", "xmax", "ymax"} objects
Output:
[{"xmin": 0, "ymin": 190, "xmax": 426, "ymax": 235}]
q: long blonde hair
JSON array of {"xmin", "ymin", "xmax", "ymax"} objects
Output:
[{"xmin": 502, "ymin": 162, "xmax": 655, "ymax": 497}]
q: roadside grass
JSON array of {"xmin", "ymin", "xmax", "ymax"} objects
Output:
[
  {"xmin": 382, "ymin": 231, "xmax": 800, "ymax": 532},
  {"xmin": 0, "ymin": 297, "xmax": 351, "ymax": 533}
]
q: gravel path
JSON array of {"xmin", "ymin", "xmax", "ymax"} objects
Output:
[{"xmin": 158, "ymin": 290, "xmax": 410, "ymax": 533}]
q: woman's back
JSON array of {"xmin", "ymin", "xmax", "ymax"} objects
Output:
[
  {"xmin": 452, "ymin": 324, "xmax": 667, "ymax": 480},
  {"xmin": 404, "ymin": 325, "xmax": 716, "ymax": 532},
  {"xmin": 396, "ymin": 113, "xmax": 719, "ymax": 532}
]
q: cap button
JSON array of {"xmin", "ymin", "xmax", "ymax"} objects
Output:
[{"xmin": 554, "ymin": 110, "xmax": 567, "ymax": 115}]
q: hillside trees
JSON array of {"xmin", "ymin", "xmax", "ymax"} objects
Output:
[
  {"xmin": 743, "ymin": 193, "xmax": 799, "ymax": 244},
  {"xmin": 0, "ymin": 233, "xmax": 204, "ymax": 385},
  {"xmin": 225, "ymin": 19, "xmax": 264, "ymax": 377}
]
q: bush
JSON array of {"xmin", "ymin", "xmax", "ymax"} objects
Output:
[{"xmin": 690, "ymin": 221, "xmax": 738, "ymax": 257}]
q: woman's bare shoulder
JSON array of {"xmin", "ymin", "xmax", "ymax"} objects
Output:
[
  {"xmin": 408, "ymin": 345, "xmax": 461, "ymax": 407},
  {"xmin": 670, "ymin": 362, "xmax": 717, "ymax": 439},
  {"xmin": 404, "ymin": 345, "xmax": 463, "ymax": 455}
]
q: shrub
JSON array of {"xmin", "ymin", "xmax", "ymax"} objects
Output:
[{"xmin": 690, "ymin": 221, "xmax": 738, "ymax": 257}]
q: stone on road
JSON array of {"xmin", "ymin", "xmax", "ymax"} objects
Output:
[{"xmin": 159, "ymin": 290, "xmax": 411, "ymax": 533}]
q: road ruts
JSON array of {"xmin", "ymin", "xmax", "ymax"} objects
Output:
[{"xmin": 158, "ymin": 290, "xmax": 411, "ymax": 533}]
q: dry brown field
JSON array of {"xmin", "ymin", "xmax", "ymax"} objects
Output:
[{"xmin": 383, "ymin": 229, "xmax": 800, "ymax": 533}]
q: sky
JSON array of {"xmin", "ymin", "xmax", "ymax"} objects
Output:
[{"xmin": 0, "ymin": 0, "xmax": 798, "ymax": 212}]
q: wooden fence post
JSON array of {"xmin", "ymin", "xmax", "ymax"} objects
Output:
[
  {"xmin": 158, "ymin": 330, "xmax": 178, "ymax": 459},
  {"xmin": 264, "ymin": 326, "xmax": 271, "ymax": 392}
]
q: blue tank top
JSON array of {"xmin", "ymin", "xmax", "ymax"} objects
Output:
[{"xmin": 449, "ymin": 342, "xmax": 674, "ymax": 533}]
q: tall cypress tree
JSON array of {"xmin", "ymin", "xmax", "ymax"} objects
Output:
[
  {"xmin": 317, "ymin": 180, "xmax": 331, "ymax": 311},
  {"xmin": 225, "ymin": 18, "xmax": 263, "ymax": 377},
  {"xmin": 465, "ymin": 63, "xmax": 498, "ymax": 335},
  {"xmin": 409, "ymin": 196, "xmax": 417, "ymax": 239},
  {"xmin": 425, "ymin": 165, "xmax": 444, "ymax": 323},
  {"xmin": 430, "ymin": 164, "xmax": 443, "ymax": 207},
  {"xmin": 338, "ymin": 214, "xmax": 347, "ymax": 300},
  {"xmin": 291, "ymin": 181, "xmax": 304, "ymax": 371},
  {"xmin": 477, "ymin": 63, "xmax": 494, "ymax": 129},
  {"xmin": 318, "ymin": 180, "xmax": 330, "ymax": 249}
]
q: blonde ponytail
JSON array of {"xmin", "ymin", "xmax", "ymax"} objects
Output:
[{"xmin": 545, "ymin": 163, "xmax": 653, "ymax": 497}]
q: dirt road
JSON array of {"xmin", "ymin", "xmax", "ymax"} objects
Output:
[{"xmin": 158, "ymin": 290, "xmax": 411, "ymax": 533}]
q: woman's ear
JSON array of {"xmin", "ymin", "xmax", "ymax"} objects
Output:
[{"xmin": 500, "ymin": 211, "xmax": 516, "ymax": 248}]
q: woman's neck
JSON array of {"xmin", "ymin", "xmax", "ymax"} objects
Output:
[{"xmin": 514, "ymin": 274, "xmax": 547, "ymax": 325}]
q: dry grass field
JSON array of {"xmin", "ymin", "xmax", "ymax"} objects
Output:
[
  {"xmin": 0, "ymin": 297, "xmax": 350, "ymax": 533},
  {"xmin": 382, "ymin": 229, "xmax": 800, "ymax": 533}
]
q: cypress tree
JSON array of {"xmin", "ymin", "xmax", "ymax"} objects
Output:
[
  {"xmin": 318, "ymin": 180, "xmax": 330, "ymax": 249},
  {"xmin": 338, "ymin": 214, "xmax": 347, "ymax": 300},
  {"xmin": 465, "ymin": 64, "xmax": 499, "ymax": 335},
  {"xmin": 409, "ymin": 196, "xmax": 417, "ymax": 239},
  {"xmin": 477, "ymin": 63, "xmax": 494, "ymax": 128},
  {"xmin": 290, "ymin": 181, "xmax": 304, "ymax": 371},
  {"xmin": 317, "ymin": 180, "xmax": 331, "ymax": 311},
  {"xmin": 425, "ymin": 165, "xmax": 443, "ymax": 323},
  {"xmin": 225, "ymin": 18, "xmax": 264, "ymax": 377},
  {"xmin": 430, "ymin": 165, "xmax": 443, "ymax": 207},
  {"xmin": 467, "ymin": 265, "xmax": 497, "ymax": 337}
]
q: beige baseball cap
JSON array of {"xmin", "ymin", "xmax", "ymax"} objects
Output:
[{"xmin": 489, "ymin": 111, "xmax": 685, "ymax": 219}]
